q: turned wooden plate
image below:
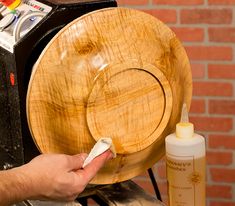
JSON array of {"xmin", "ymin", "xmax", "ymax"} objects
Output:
[{"xmin": 27, "ymin": 7, "xmax": 192, "ymax": 184}]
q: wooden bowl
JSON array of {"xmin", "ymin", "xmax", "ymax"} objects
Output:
[{"xmin": 27, "ymin": 7, "xmax": 192, "ymax": 184}]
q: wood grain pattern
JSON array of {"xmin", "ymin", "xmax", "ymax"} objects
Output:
[
  {"xmin": 26, "ymin": 7, "xmax": 192, "ymax": 184},
  {"xmin": 87, "ymin": 62, "xmax": 172, "ymax": 154}
]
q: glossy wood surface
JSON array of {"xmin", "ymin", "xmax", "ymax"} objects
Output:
[{"xmin": 27, "ymin": 7, "xmax": 192, "ymax": 184}]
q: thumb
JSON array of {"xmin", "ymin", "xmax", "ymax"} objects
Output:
[
  {"xmin": 77, "ymin": 150, "xmax": 113, "ymax": 182},
  {"xmin": 68, "ymin": 153, "xmax": 88, "ymax": 171}
]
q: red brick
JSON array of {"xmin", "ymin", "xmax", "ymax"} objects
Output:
[
  {"xmin": 207, "ymin": 151, "xmax": 233, "ymax": 165},
  {"xmin": 193, "ymin": 82, "xmax": 233, "ymax": 96},
  {"xmin": 207, "ymin": 185, "xmax": 232, "ymax": 198},
  {"xmin": 190, "ymin": 116, "xmax": 233, "ymax": 132},
  {"xmin": 171, "ymin": 27, "xmax": 204, "ymax": 42},
  {"xmin": 210, "ymin": 201, "xmax": 235, "ymax": 206},
  {"xmin": 117, "ymin": 0, "xmax": 148, "ymax": 5},
  {"xmin": 133, "ymin": 179, "xmax": 155, "ymax": 194},
  {"xmin": 209, "ymin": 100, "xmax": 235, "ymax": 114},
  {"xmin": 157, "ymin": 181, "xmax": 168, "ymax": 196},
  {"xmin": 185, "ymin": 46, "xmax": 233, "ymax": 61},
  {"xmin": 208, "ymin": 64, "xmax": 235, "ymax": 79},
  {"xmin": 209, "ymin": 0, "xmax": 235, "ymax": 4},
  {"xmin": 211, "ymin": 168, "xmax": 235, "ymax": 182},
  {"xmin": 180, "ymin": 9, "xmax": 232, "ymax": 24},
  {"xmin": 157, "ymin": 164, "xmax": 166, "ymax": 179},
  {"xmin": 209, "ymin": 28, "xmax": 235, "ymax": 42},
  {"xmin": 209, "ymin": 135, "xmax": 235, "ymax": 149},
  {"xmin": 153, "ymin": 0, "xmax": 203, "ymax": 5},
  {"xmin": 161, "ymin": 196, "xmax": 169, "ymax": 206},
  {"xmin": 189, "ymin": 99, "xmax": 205, "ymax": 113},
  {"xmin": 191, "ymin": 63, "xmax": 205, "ymax": 79},
  {"xmin": 142, "ymin": 9, "xmax": 177, "ymax": 23}
]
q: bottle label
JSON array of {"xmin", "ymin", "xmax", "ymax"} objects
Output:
[{"xmin": 166, "ymin": 153, "xmax": 205, "ymax": 206}]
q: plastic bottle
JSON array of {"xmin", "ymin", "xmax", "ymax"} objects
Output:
[{"xmin": 165, "ymin": 103, "xmax": 206, "ymax": 206}]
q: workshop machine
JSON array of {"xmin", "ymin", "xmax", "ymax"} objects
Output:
[
  {"xmin": 0, "ymin": 0, "xmax": 116, "ymax": 168},
  {"xmin": 0, "ymin": 1, "xmax": 164, "ymax": 205}
]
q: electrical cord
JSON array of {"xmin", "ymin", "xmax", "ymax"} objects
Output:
[{"xmin": 148, "ymin": 168, "xmax": 162, "ymax": 201}]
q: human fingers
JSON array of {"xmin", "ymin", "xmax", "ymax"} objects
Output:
[
  {"xmin": 77, "ymin": 150, "xmax": 113, "ymax": 182},
  {"xmin": 67, "ymin": 153, "xmax": 88, "ymax": 171}
]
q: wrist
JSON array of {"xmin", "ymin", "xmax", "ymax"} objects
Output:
[
  {"xmin": 15, "ymin": 164, "xmax": 39, "ymax": 200},
  {"xmin": 0, "ymin": 165, "xmax": 34, "ymax": 205}
]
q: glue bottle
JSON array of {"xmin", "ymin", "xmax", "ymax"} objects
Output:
[{"xmin": 165, "ymin": 103, "xmax": 206, "ymax": 206}]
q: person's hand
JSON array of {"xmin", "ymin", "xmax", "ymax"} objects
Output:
[{"xmin": 16, "ymin": 150, "xmax": 113, "ymax": 202}]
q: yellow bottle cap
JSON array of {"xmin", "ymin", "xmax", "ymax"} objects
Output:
[
  {"xmin": 176, "ymin": 103, "xmax": 194, "ymax": 139},
  {"xmin": 176, "ymin": 122, "xmax": 194, "ymax": 139}
]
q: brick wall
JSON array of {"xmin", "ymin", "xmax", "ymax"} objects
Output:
[{"xmin": 117, "ymin": 0, "xmax": 235, "ymax": 205}]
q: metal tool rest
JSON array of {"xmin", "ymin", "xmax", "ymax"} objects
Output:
[{"xmin": 16, "ymin": 180, "xmax": 164, "ymax": 206}]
